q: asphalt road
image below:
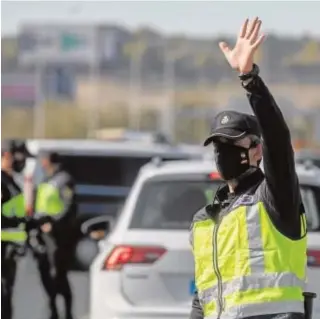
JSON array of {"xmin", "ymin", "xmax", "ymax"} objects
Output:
[{"xmin": 13, "ymin": 253, "xmax": 89, "ymax": 319}]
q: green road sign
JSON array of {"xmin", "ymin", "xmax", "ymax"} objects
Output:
[{"xmin": 60, "ymin": 33, "xmax": 83, "ymax": 51}]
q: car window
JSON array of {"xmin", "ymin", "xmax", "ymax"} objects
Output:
[
  {"xmin": 59, "ymin": 155, "xmax": 151, "ymax": 186},
  {"xmin": 34, "ymin": 154, "xmax": 192, "ymax": 187},
  {"xmin": 33, "ymin": 154, "xmax": 194, "ymax": 218},
  {"xmin": 129, "ymin": 180, "xmax": 222, "ymax": 230},
  {"xmin": 300, "ymin": 185, "xmax": 320, "ymax": 231}
]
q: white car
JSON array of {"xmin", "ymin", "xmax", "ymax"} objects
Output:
[
  {"xmin": 90, "ymin": 159, "xmax": 320, "ymax": 319},
  {"xmin": 296, "ymin": 164, "xmax": 320, "ymax": 314}
]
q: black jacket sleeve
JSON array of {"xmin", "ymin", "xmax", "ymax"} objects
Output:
[
  {"xmin": 243, "ymin": 75, "xmax": 301, "ymax": 232},
  {"xmin": 190, "ymin": 291, "xmax": 204, "ymax": 319}
]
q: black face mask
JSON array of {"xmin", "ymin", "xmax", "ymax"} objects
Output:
[
  {"xmin": 12, "ymin": 159, "xmax": 26, "ymax": 173},
  {"xmin": 214, "ymin": 142, "xmax": 252, "ymax": 181}
]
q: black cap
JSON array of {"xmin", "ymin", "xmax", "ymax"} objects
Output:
[
  {"xmin": 1, "ymin": 139, "xmax": 34, "ymax": 157},
  {"xmin": 204, "ymin": 111, "xmax": 261, "ymax": 146},
  {"xmin": 13, "ymin": 140, "xmax": 34, "ymax": 157}
]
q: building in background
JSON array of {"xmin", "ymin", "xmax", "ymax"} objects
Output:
[{"xmin": 1, "ymin": 23, "xmax": 320, "ymax": 144}]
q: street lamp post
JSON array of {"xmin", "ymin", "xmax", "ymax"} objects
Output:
[
  {"xmin": 124, "ymin": 40, "xmax": 146, "ymax": 131},
  {"xmin": 195, "ymin": 53, "xmax": 208, "ymax": 88},
  {"xmin": 129, "ymin": 53, "xmax": 142, "ymax": 130},
  {"xmin": 162, "ymin": 52, "xmax": 176, "ymax": 140},
  {"xmin": 33, "ymin": 59, "xmax": 45, "ymax": 138},
  {"xmin": 161, "ymin": 44, "xmax": 187, "ymax": 141},
  {"xmin": 87, "ymin": 27, "xmax": 100, "ymax": 137}
]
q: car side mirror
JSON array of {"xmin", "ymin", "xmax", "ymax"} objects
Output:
[
  {"xmin": 88, "ymin": 221, "xmax": 110, "ymax": 240},
  {"xmin": 81, "ymin": 217, "xmax": 112, "ymax": 241}
]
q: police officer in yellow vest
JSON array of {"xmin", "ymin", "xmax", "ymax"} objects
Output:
[
  {"xmin": 31, "ymin": 151, "xmax": 76, "ymax": 319},
  {"xmin": 190, "ymin": 18, "xmax": 314, "ymax": 319},
  {"xmin": 1, "ymin": 140, "xmax": 32, "ymax": 319}
]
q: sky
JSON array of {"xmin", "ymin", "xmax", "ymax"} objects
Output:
[{"xmin": 1, "ymin": 1, "xmax": 320, "ymax": 38}]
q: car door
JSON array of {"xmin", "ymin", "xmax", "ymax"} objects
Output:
[{"xmin": 300, "ymin": 184, "xmax": 320, "ymax": 314}]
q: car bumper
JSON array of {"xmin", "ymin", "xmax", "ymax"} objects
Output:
[{"xmin": 90, "ymin": 254, "xmax": 191, "ymax": 319}]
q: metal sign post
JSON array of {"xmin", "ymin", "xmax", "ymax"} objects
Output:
[
  {"xmin": 162, "ymin": 52, "xmax": 176, "ymax": 140},
  {"xmin": 124, "ymin": 39, "xmax": 146, "ymax": 131},
  {"xmin": 87, "ymin": 28, "xmax": 100, "ymax": 136},
  {"xmin": 129, "ymin": 53, "xmax": 142, "ymax": 131},
  {"xmin": 161, "ymin": 44, "xmax": 187, "ymax": 141}
]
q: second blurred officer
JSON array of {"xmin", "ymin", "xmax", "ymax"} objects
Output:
[{"xmin": 30, "ymin": 152, "xmax": 77, "ymax": 319}]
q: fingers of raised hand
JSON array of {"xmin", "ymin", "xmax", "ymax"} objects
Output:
[
  {"xmin": 245, "ymin": 17, "xmax": 260, "ymax": 40},
  {"xmin": 219, "ymin": 42, "xmax": 231, "ymax": 55},
  {"xmin": 252, "ymin": 34, "xmax": 266, "ymax": 50},
  {"xmin": 239, "ymin": 19, "xmax": 249, "ymax": 38},
  {"xmin": 250, "ymin": 19, "xmax": 262, "ymax": 44},
  {"xmin": 238, "ymin": 17, "xmax": 264, "ymax": 49}
]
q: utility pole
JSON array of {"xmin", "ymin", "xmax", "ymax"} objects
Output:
[
  {"xmin": 33, "ymin": 59, "xmax": 45, "ymax": 138},
  {"xmin": 124, "ymin": 39, "xmax": 146, "ymax": 131},
  {"xmin": 161, "ymin": 42, "xmax": 187, "ymax": 140},
  {"xmin": 87, "ymin": 27, "xmax": 100, "ymax": 136}
]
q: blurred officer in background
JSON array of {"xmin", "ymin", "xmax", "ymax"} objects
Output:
[
  {"xmin": 1, "ymin": 140, "xmax": 32, "ymax": 319},
  {"xmin": 190, "ymin": 18, "xmax": 311, "ymax": 319},
  {"xmin": 30, "ymin": 151, "xmax": 77, "ymax": 319}
]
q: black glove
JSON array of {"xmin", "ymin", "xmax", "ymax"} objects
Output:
[
  {"xmin": 25, "ymin": 217, "xmax": 37, "ymax": 231},
  {"xmin": 38, "ymin": 216, "xmax": 53, "ymax": 226}
]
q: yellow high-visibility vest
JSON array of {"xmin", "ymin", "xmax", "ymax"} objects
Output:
[
  {"xmin": 35, "ymin": 182, "xmax": 64, "ymax": 216},
  {"xmin": 1, "ymin": 193, "xmax": 27, "ymax": 243},
  {"xmin": 192, "ymin": 200, "xmax": 307, "ymax": 319}
]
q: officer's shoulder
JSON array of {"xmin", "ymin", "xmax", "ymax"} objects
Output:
[
  {"xmin": 1, "ymin": 179, "xmax": 10, "ymax": 195},
  {"xmin": 57, "ymin": 170, "xmax": 72, "ymax": 181},
  {"xmin": 1, "ymin": 180, "xmax": 9, "ymax": 190},
  {"xmin": 192, "ymin": 206, "xmax": 210, "ymax": 223},
  {"xmin": 54, "ymin": 170, "xmax": 73, "ymax": 187},
  {"xmin": 1, "ymin": 182, "xmax": 10, "ymax": 203}
]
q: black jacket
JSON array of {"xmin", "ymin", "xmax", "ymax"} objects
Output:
[{"xmin": 190, "ymin": 75, "xmax": 305, "ymax": 319}]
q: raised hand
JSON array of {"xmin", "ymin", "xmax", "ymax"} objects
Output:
[{"xmin": 219, "ymin": 17, "xmax": 266, "ymax": 74}]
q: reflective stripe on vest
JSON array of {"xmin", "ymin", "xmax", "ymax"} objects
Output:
[
  {"xmin": 1, "ymin": 194, "xmax": 27, "ymax": 243},
  {"xmin": 193, "ymin": 201, "xmax": 307, "ymax": 319},
  {"xmin": 35, "ymin": 183, "xmax": 64, "ymax": 216},
  {"xmin": 204, "ymin": 301, "xmax": 304, "ymax": 319},
  {"xmin": 1, "ymin": 227, "xmax": 28, "ymax": 242}
]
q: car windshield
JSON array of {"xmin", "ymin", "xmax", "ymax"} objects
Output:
[
  {"xmin": 34, "ymin": 154, "xmax": 155, "ymax": 186},
  {"xmin": 33, "ymin": 153, "xmax": 197, "ymax": 218},
  {"xmin": 129, "ymin": 179, "xmax": 222, "ymax": 230},
  {"xmin": 129, "ymin": 179, "xmax": 320, "ymax": 231}
]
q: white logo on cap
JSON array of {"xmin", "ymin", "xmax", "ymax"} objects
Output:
[{"xmin": 221, "ymin": 115, "xmax": 230, "ymax": 125}]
